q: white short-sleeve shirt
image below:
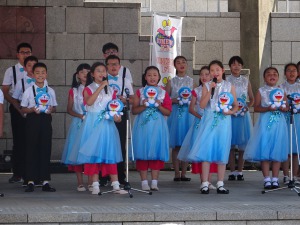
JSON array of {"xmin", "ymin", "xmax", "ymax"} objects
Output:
[
  {"xmin": 119, "ymin": 65, "xmax": 132, "ymax": 83},
  {"xmin": 108, "ymin": 74, "xmax": 134, "ymax": 97},
  {"xmin": 2, "ymin": 63, "xmax": 27, "ymax": 96},
  {"xmin": 0, "ymin": 89, "xmax": 4, "ymax": 104},
  {"xmin": 21, "ymin": 84, "xmax": 58, "ymax": 108}
]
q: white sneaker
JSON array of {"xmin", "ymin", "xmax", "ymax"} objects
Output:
[
  {"xmin": 150, "ymin": 184, "xmax": 159, "ymax": 191},
  {"xmin": 88, "ymin": 185, "xmax": 93, "ymax": 192},
  {"xmin": 142, "ymin": 183, "xmax": 150, "ymax": 191},
  {"xmin": 91, "ymin": 182, "xmax": 100, "ymax": 195},
  {"xmin": 77, "ymin": 185, "xmax": 86, "ymax": 192},
  {"xmin": 208, "ymin": 183, "xmax": 216, "ymax": 190},
  {"xmin": 283, "ymin": 176, "xmax": 290, "ymax": 184}
]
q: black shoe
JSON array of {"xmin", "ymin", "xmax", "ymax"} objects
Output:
[
  {"xmin": 217, "ymin": 186, "xmax": 229, "ymax": 194},
  {"xmin": 25, "ymin": 183, "xmax": 34, "ymax": 192},
  {"xmin": 228, "ymin": 174, "xmax": 236, "ymax": 181},
  {"xmin": 237, "ymin": 174, "xmax": 244, "ymax": 181},
  {"xmin": 8, "ymin": 176, "xmax": 22, "ymax": 183},
  {"xmin": 22, "ymin": 181, "xmax": 28, "ymax": 187},
  {"xmin": 264, "ymin": 181, "xmax": 272, "ymax": 189},
  {"xmin": 42, "ymin": 183, "xmax": 56, "ymax": 192},
  {"xmin": 35, "ymin": 181, "xmax": 43, "ymax": 187},
  {"xmin": 200, "ymin": 184, "xmax": 209, "ymax": 194},
  {"xmin": 99, "ymin": 176, "xmax": 109, "ymax": 187}
]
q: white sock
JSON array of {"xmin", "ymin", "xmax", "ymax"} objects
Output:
[
  {"xmin": 216, "ymin": 181, "xmax": 224, "ymax": 188},
  {"xmin": 272, "ymin": 177, "xmax": 278, "ymax": 182},
  {"xmin": 238, "ymin": 172, "xmax": 243, "ymax": 176},
  {"xmin": 151, "ymin": 180, "xmax": 158, "ymax": 186},
  {"xmin": 264, "ymin": 177, "xmax": 271, "ymax": 182},
  {"xmin": 141, "ymin": 180, "xmax": 148, "ymax": 186},
  {"xmin": 201, "ymin": 181, "xmax": 209, "ymax": 188},
  {"xmin": 43, "ymin": 181, "xmax": 49, "ymax": 185},
  {"xmin": 111, "ymin": 181, "xmax": 120, "ymax": 190}
]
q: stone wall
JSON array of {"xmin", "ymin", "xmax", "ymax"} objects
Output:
[{"xmin": 0, "ymin": 1, "xmax": 242, "ymax": 160}]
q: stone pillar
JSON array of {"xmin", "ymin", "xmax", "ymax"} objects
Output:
[{"xmin": 228, "ymin": 0, "xmax": 275, "ymax": 92}]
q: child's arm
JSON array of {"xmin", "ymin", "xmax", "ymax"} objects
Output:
[
  {"xmin": 21, "ymin": 106, "xmax": 39, "ymax": 114},
  {"xmin": 165, "ymin": 80, "xmax": 179, "ymax": 104},
  {"xmin": 156, "ymin": 92, "xmax": 171, "ymax": 116},
  {"xmin": 253, "ymin": 91, "xmax": 276, "ymax": 112},
  {"xmin": 67, "ymin": 90, "xmax": 84, "ymax": 119},
  {"xmin": 84, "ymin": 81, "xmax": 108, "ymax": 106},
  {"xmin": 131, "ymin": 92, "xmax": 147, "ymax": 115},
  {"xmin": 189, "ymin": 95, "xmax": 202, "ymax": 119},
  {"xmin": 280, "ymin": 94, "xmax": 289, "ymax": 112},
  {"xmin": 200, "ymin": 82, "xmax": 214, "ymax": 109},
  {"xmin": 247, "ymin": 81, "xmax": 255, "ymax": 107},
  {"xmin": 0, "ymin": 103, "xmax": 3, "ymax": 137}
]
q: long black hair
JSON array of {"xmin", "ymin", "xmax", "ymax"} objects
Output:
[{"xmin": 71, "ymin": 63, "xmax": 91, "ymax": 88}]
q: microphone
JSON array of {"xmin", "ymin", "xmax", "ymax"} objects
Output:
[
  {"xmin": 287, "ymin": 95, "xmax": 294, "ymax": 101},
  {"xmin": 125, "ymin": 88, "xmax": 130, "ymax": 98},
  {"xmin": 103, "ymin": 76, "xmax": 108, "ymax": 94},
  {"xmin": 211, "ymin": 77, "xmax": 217, "ymax": 99}
]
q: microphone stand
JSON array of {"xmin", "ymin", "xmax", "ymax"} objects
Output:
[
  {"xmin": 99, "ymin": 94, "xmax": 152, "ymax": 197},
  {"xmin": 262, "ymin": 97, "xmax": 300, "ymax": 195}
]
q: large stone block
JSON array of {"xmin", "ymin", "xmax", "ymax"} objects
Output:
[
  {"xmin": 121, "ymin": 59, "xmax": 143, "ymax": 86},
  {"xmin": 46, "ymin": 0, "xmax": 83, "ymax": 6},
  {"xmin": 150, "ymin": 0, "xmax": 177, "ymax": 12},
  {"xmin": 66, "ymin": 60, "xmax": 95, "ymax": 86},
  {"xmin": 124, "ymin": 34, "xmax": 149, "ymax": 60},
  {"xmin": 43, "ymin": 60, "xmax": 66, "ymax": 85},
  {"xmin": 66, "ymin": 7, "xmax": 104, "ymax": 34},
  {"xmin": 155, "ymin": 211, "xmax": 216, "ymax": 221},
  {"xmin": 272, "ymin": 18, "xmax": 300, "ymax": 41},
  {"xmin": 0, "ymin": 0, "xmax": 6, "ymax": 6},
  {"xmin": 0, "ymin": 213, "xmax": 27, "ymax": 223},
  {"xmin": 52, "ymin": 113, "xmax": 65, "ymax": 138},
  {"xmin": 248, "ymin": 221, "xmax": 300, "ymax": 225},
  {"xmin": 51, "ymin": 138, "xmax": 66, "ymax": 160},
  {"xmin": 53, "ymin": 86, "xmax": 69, "ymax": 113},
  {"xmin": 182, "ymin": 17, "xmax": 205, "ymax": 41},
  {"xmin": 217, "ymin": 210, "xmax": 277, "ymax": 220},
  {"xmin": 181, "ymin": 40, "xmax": 195, "ymax": 61},
  {"xmin": 46, "ymin": 7, "xmax": 66, "ymax": 33},
  {"xmin": 185, "ymin": 0, "xmax": 206, "ymax": 12},
  {"xmin": 92, "ymin": 212, "xmax": 154, "ymax": 222},
  {"xmin": 223, "ymin": 41, "xmax": 240, "ymax": 65},
  {"xmin": 28, "ymin": 212, "xmax": 91, "ymax": 223},
  {"xmin": 292, "ymin": 42, "xmax": 300, "ymax": 63},
  {"xmin": 103, "ymin": 8, "xmax": 139, "ymax": 34},
  {"xmin": 187, "ymin": 222, "xmax": 246, "ymax": 225},
  {"xmin": 46, "ymin": 34, "xmax": 84, "ymax": 59},
  {"xmin": 272, "ymin": 42, "xmax": 291, "ymax": 65},
  {"xmin": 84, "ymin": 34, "xmax": 123, "ymax": 60},
  {"xmin": 6, "ymin": 0, "xmax": 45, "ymax": 6},
  {"xmin": 195, "ymin": 41, "xmax": 223, "ymax": 65},
  {"xmin": 0, "ymin": 60, "xmax": 18, "ymax": 82},
  {"xmin": 3, "ymin": 112, "xmax": 12, "ymax": 139},
  {"xmin": 206, "ymin": 18, "xmax": 240, "ymax": 41},
  {"xmin": 140, "ymin": 16, "xmax": 151, "ymax": 36}
]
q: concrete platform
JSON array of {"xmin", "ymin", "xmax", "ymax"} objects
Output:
[{"xmin": 1, "ymin": 171, "xmax": 300, "ymax": 224}]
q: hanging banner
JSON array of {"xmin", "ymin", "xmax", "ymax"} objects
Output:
[{"xmin": 151, "ymin": 14, "xmax": 183, "ymax": 87}]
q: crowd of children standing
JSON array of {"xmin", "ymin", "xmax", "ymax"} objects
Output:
[{"xmin": 3, "ymin": 42, "xmax": 300, "ymax": 195}]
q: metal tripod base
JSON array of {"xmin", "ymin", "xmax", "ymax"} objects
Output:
[
  {"xmin": 98, "ymin": 182, "xmax": 152, "ymax": 198},
  {"xmin": 262, "ymin": 181, "xmax": 300, "ymax": 196}
]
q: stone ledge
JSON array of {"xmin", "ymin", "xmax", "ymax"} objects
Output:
[
  {"xmin": 84, "ymin": 2, "xmax": 141, "ymax": 8},
  {"xmin": 271, "ymin": 12, "xmax": 300, "ymax": 17},
  {"xmin": 187, "ymin": 12, "xmax": 221, "ymax": 17},
  {"xmin": 6, "ymin": 0, "xmax": 45, "ymax": 6},
  {"xmin": 92, "ymin": 212, "xmax": 154, "ymax": 222},
  {"xmin": 28, "ymin": 212, "xmax": 91, "ymax": 223},
  {"xmin": 216, "ymin": 210, "xmax": 278, "ymax": 221}
]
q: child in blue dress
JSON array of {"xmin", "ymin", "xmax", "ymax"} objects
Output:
[
  {"xmin": 227, "ymin": 56, "xmax": 254, "ymax": 181},
  {"xmin": 132, "ymin": 66, "xmax": 172, "ymax": 191},
  {"xmin": 187, "ymin": 60, "xmax": 238, "ymax": 194},
  {"xmin": 61, "ymin": 63, "xmax": 93, "ymax": 192},
  {"xmin": 244, "ymin": 67, "xmax": 289, "ymax": 189},
  {"xmin": 69, "ymin": 62, "xmax": 125, "ymax": 195},
  {"xmin": 166, "ymin": 56, "xmax": 194, "ymax": 182},
  {"xmin": 279, "ymin": 63, "xmax": 300, "ymax": 184},
  {"xmin": 178, "ymin": 66, "xmax": 217, "ymax": 190}
]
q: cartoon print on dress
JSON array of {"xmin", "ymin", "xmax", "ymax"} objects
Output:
[
  {"xmin": 215, "ymin": 92, "xmax": 234, "ymax": 113},
  {"xmin": 269, "ymin": 88, "xmax": 286, "ymax": 110},
  {"xmin": 234, "ymin": 97, "xmax": 247, "ymax": 117},
  {"xmin": 177, "ymin": 87, "xmax": 192, "ymax": 106},
  {"xmin": 105, "ymin": 99, "xmax": 124, "ymax": 120},
  {"xmin": 109, "ymin": 83, "xmax": 121, "ymax": 96}
]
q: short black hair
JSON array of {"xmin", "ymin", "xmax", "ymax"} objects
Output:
[
  {"xmin": 33, "ymin": 62, "xmax": 47, "ymax": 73},
  {"xmin": 284, "ymin": 63, "xmax": 298, "ymax": 74},
  {"xmin": 296, "ymin": 61, "xmax": 300, "ymax": 69},
  {"xmin": 263, "ymin": 66, "xmax": 279, "ymax": 78},
  {"xmin": 105, "ymin": 55, "xmax": 120, "ymax": 65},
  {"xmin": 102, "ymin": 42, "xmax": 119, "ymax": 54},
  {"xmin": 17, "ymin": 42, "xmax": 32, "ymax": 52},
  {"xmin": 24, "ymin": 56, "xmax": 38, "ymax": 67},
  {"xmin": 228, "ymin": 56, "xmax": 244, "ymax": 66}
]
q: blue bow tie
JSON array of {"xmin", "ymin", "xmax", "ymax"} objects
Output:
[
  {"xmin": 27, "ymin": 78, "xmax": 36, "ymax": 84},
  {"xmin": 36, "ymin": 87, "xmax": 46, "ymax": 93},
  {"xmin": 20, "ymin": 68, "xmax": 24, "ymax": 72},
  {"xmin": 108, "ymin": 75, "xmax": 118, "ymax": 81}
]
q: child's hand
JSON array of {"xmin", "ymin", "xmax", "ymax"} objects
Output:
[
  {"xmin": 100, "ymin": 80, "xmax": 108, "ymax": 89},
  {"xmin": 279, "ymin": 105, "xmax": 288, "ymax": 112},
  {"xmin": 172, "ymin": 98, "xmax": 179, "ymax": 104},
  {"xmin": 118, "ymin": 95, "xmax": 127, "ymax": 104},
  {"xmin": 268, "ymin": 105, "xmax": 277, "ymax": 111},
  {"xmin": 223, "ymin": 110, "xmax": 233, "ymax": 116},
  {"xmin": 46, "ymin": 106, "xmax": 53, "ymax": 114},
  {"xmin": 113, "ymin": 114, "xmax": 121, "ymax": 122},
  {"xmin": 142, "ymin": 98, "xmax": 148, "ymax": 105},
  {"xmin": 210, "ymin": 81, "xmax": 216, "ymax": 90},
  {"xmin": 155, "ymin": 99, "xmax": 161, "ymax": 106},
  {"xmin": 33, "ymin": 106, "xmax": 40, "ymax": 114}
]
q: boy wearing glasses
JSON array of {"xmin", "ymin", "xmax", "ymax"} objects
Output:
[
  {"xmin": 2, "ymin": 42, "xmax": 32, "ymax": 184},
  {"xmin": 102, "ymin": 42, "xmax": 133, "ymax": 84}
]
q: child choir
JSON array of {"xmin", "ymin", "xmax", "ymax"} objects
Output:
[{"xmin": 3, "ymin": 43, "xmax": 300, "ymax": 195}]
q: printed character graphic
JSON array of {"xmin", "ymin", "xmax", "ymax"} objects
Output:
[{"xmin": 215, "ymin": 92, "xmax": 234, "ymax": 113}]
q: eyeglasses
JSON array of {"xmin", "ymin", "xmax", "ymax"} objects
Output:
[
  {"xmin": 18, "ymin": 51, "xmax": 32, "ymax": 55},
  {"xmin": 286, "ymin": 70, "xmax": 297, "ymax": 73},
  {"xmin": 107, "ymin": 63, "xmax": 119, "ymax": 67},
  {"xmin": 104, "ymin": 50, "xmax": 118, "ymax": 55}
]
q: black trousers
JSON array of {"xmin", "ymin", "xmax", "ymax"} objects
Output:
[
  {"xmin": 25, "ymin": 113, "xmax": 52, "ymax": 182},
  {"xmin": 9, "ymin": 104, "xmax": 26, "ymax": 178}
]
